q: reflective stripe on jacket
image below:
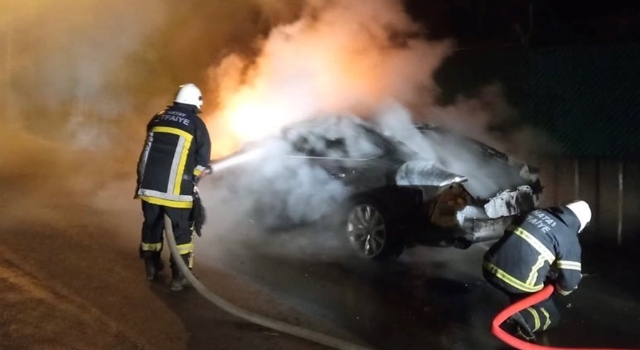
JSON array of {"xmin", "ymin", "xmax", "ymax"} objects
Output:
[
  {"xmin": 483, "ymin": 206, "xmax": 583, "ymax": 295},
  {"xmin": 136, "ymin": 103, "xmax": 211, "ymax": 208}
]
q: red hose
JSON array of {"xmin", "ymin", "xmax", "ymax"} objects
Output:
[{"xmin": 491, "ymin": 284, "xmax": 639, "ymax": 350}]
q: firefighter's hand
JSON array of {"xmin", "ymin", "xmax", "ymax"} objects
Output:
[
  {"xmin": 192, "ymin": 224, "xmax": 202, "ymax": 237},
  {"xmin": 196, "ymin": 165, "xmax": 213, "ymax": 181}
]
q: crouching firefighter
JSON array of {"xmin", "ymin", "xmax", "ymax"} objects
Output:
[
  {"xmin": 135, "ymin": 83, "xmax": 212, "ymax": 291},
  {"xmin": 483, "ymin": 200, "xmax": 592, "ymax": 341}
]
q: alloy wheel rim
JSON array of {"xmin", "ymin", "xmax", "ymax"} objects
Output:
[{"xmin": 347, "ymin": 204, "xmax": 386, "ymax": 258}]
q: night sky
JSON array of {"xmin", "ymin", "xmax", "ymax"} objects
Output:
[{"xmin": 403, "ymin": 0, "xmax": 640, "ymax": 47}]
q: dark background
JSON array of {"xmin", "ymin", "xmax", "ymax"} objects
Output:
[
  {"xmin": 404, "ymin": 0, "xmax": 640, "ymax": 158},
  {"xmin": 405, "ymin": 0, "xmax": 640, "ymax": 47}
]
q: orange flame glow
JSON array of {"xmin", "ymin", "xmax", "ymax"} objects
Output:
[{"xmin": 201, "ymin": 0, "xmax": 452, "ymax": 159}]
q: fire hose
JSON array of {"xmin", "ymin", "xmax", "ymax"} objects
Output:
[
  {"xmin": 492, "ymin": 285, "xmax": 639, "ymax": 350},
  {"xmin": 163, "ymin": 214, "xmax": 374, "ymax": 350}
]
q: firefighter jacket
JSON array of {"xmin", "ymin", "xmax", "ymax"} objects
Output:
[
  {"xmin": 136, "ymin": 103, "xmax": 211, "ymax": 209},
  {"xmin": 483, "ymin": 205, "xmax": 583, "ymax": 296}
]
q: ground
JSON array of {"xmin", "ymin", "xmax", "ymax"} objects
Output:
[{"xmin": 1, "ymin": 176, "xmax": 639, "ymax": 350}]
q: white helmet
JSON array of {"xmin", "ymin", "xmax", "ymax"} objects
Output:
[
  {"xmin": 565, "ymin": 200, "xmax": 591, "ymax": 233},
  {"xmin": 174, "ymin": 83, "xmax": 203, "ymax": 110}
]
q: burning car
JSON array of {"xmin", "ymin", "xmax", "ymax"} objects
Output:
[{"xmin": 210, "ymin": 115, "xmax": 542, "ymax": 261}]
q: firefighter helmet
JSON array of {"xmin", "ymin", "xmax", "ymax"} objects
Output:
[
  {"xmin": 565, "ymin": 200, "xmax": 591, "ymax": 233},
  {"xmin": 174, "ymin": 83, "xmax": 203, "ymax": 110}
]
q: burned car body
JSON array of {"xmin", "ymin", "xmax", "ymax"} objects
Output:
[{"xmin": 211, "ymin": 115, "xmax": 542, "ymax": 260}]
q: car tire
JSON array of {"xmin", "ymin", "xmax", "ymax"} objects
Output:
[{"xmin": 345, "ymin": 198, "xmax": 405, "ymax": 261}]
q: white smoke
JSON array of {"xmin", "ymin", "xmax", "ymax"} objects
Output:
[
  {"xmin": 426, "ymin": 84, "xmax": 558, "ymax": 162},
  {"xmin": 372, "ymin": 101, "xmax": 533, "ymax": 199},
  {"xmin": 205, "ymin": 0, "xmax": 454, "ymax": 154},
  {"xmin": 198, "ymin": 0, "xmax": 452, "ymax": 245},
  {"xmin": 198, "ymin": 0, "xmax": 549, "ymax": 248},
  {"xmin": 0, "ymin": 0, "xmax": 551, "ymax": 261},
  {"xmin": 0, "ymin": 0, "xmax": 290, "ymax": 252},
  {"xmin": 195, "ymin": 0, "xmax": 556, "ymax": 249},
  {"xmin": 205, "ymin": 115, "xmax": 381, "ymax": 230},
  {"xmin": 1, "ymin": 1, "xmax": 167, "ymax": 145}
]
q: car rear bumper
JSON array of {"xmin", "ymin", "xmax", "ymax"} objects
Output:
[{"xmin": 453, "ymin": 215, "xmax": 515, "ymax": 248}]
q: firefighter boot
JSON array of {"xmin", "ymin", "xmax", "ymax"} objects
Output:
[
  {"xmin": 169, "ymin": 254, "xmax": 192, "ymax": 291},
  {"xmin": 144, "ymin": 254, "xmax": 164, "ymax": 281},
  {"xmin": 502, "ymin": 312, "xmax": 537, "ymax": 342}
]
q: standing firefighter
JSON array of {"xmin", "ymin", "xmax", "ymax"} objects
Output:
[
  {"xmin": 483, "ymin": 200, "xmax": 592, "ymax": 341},
  {"xmin": 135, "ymin": 83, "xmax": 212, "ymax": 291}
]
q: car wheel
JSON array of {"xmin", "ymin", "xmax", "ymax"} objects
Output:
[{"xmin": 346, "ymin": 201, "xmax": 404, "ymax": 261}]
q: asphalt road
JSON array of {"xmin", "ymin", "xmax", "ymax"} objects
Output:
[
  {"xmin": 196, "ymin": 216, "xmax": 640, "ymax": 350},
  {"xmin": 1, "ymin": 175, "xmax": 639, "ymax": 350},
  {"xmin": 0, "ymin": 175, "xmax": 331, "ymax": 350}
]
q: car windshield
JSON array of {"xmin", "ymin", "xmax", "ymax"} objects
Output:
[{"xmin": 416, "ymin": 124, "xmax": 509, "ymax": 162}]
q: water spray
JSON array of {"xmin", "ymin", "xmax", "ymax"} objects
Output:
[{"xmin": 209, "ymin": 147, "xmax": 268, "ymax": 173}]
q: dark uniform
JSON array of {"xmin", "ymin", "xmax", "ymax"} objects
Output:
[
  {"xmin": 136, "ymin": 102, "xmax": 211, "ymax": 281},
  {"xmin": 483, "ymin": 205, "xmax": 583, "ymax": 334}
]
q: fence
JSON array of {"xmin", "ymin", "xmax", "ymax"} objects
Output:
[{"xmin": 536, "ymin": 157, "xmax": 640, "ymax": 250}]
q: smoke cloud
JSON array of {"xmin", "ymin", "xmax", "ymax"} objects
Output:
[
  {"xmin": 197, "ymin": 0, "xmax": 550, "ymax": 254},
  {"xmin": 372, "ymin": 101, "xmax": 536, "ymax": 199},
  {"xmin": 205, "ymin": 0, "xmax": 454, "ymax": 155},
  {"xmin": 0, "ymin": 0, "xmax": 552, "ymax": 259},
  {"xmin": 425, "ymin": 83, "xmax": 558, "ymax": 163},
  {"xmin": 197, "ymin": 0, "xmax": 454, "ymax": 251},
  {"xmin": 1, "ymin": 0, "xmax": 167, "ymax": 206},
  {"xmin": 0, "ymin": 0, "xmax": 300, "ymax": 248}
]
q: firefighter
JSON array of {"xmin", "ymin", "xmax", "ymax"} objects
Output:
[
  {"xmin": 483, "ymin": 200, "xmax": 591, "ymax": 341},
  {"xmin": 135, "ymin": 83, "xmax": 212, "ymax": 291}
]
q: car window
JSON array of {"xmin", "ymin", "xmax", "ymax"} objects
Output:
[
  {"xmin": 282, "ymin": 120, "xmax": 385, "ymax": 159},
  {"xmin": 290, "ymin": 135, "xmax": 349, "ymax": 157}
]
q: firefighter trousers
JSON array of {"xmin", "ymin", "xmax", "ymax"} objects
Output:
[
  {"xmin": 507, "ymin": 290, "xmax": 560, "ymax": 333},
  {"xmin": 139, "ymin": 200, "xmax": 195, "ymax": 268},
  {"xmin": 484, "ymin": 270, "xmax": 561, "ymax": 333}
]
